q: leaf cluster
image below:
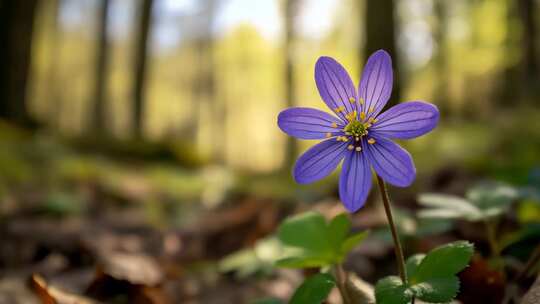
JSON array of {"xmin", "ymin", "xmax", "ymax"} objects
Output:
[
  {"xmin": 375, "ymin": 241, "xmax": 474, "ymax": 304},
  {"xmin": 276, "ymin": 211, "xmax": 368, "ymax": 268},
  {"xmin": 418, "ymin": 182, "xmax": 519, "ymax": 222}
]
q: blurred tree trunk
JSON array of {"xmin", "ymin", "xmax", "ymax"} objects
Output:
[
  {"xmin": 0, "ymin": 0, "xmax": 39, "ymax": 126},
  {"xmin": 501, "ymin": 0, "xmax": 539, "ymax": 105},
  {"xmin": 47, "ymin": 0, "xmax": 63, "ymax": 128},
  {"xmin": 283, "ymin": 0, "xmax": 300, "ymax": 170},
  {"xmin": 499, "ymin": 0, "xmax": 521, "ymax": 106},
  {"xmin": 132, "ymin": 0, "xmax": 154, "ymax": 139},
  {"xmin": 194, "ymin": 1, "xmax": 219, "ymax": 163},
  {"xmin": 433, "ymin": 0, "xmax": 450, "ymax": 115},
  {"xmin": 518, "ymin": 0, "xmax": 538, "ymax": 97},
  {"xmin": 363, "ymin": 0, "xmax": 400, "ymax": 107},
  {"xmin": 92, "ymin": 0, "xmax": 110, "ymax": 133}
]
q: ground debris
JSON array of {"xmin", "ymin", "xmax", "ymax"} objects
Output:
[{"xmin": 30, "ymin": 274, "xmax": 100, "ymax": 304}]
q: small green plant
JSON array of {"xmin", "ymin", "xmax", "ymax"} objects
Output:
[
  {"xmin": 288, "ymin": 273, "xmax": 336, "ymax": 304},
  {"xmin": 418, "ymin": 182, "xmax": 518, "ymax": 222},
  {"xmin": 269, "ymin": 51, "xmax": 474, "ymax": 303},
  {"xmin": 276, "ymin": 212, "xmax": 368, "ymax": 268},
  {"xmin": 276, "ymin": 212, "xmax": 368, "ymax": 303},
  {"xmin": 418, "ymin": 182, "xmax": 519, "ymax": 265},
  {"xmin": 375, "ymin": 241, "xmax": 474, "ymax": 304}
]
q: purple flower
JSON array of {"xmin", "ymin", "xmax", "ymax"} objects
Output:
[{"xmin": 277, "ymin": 50, "xmax": 439, "ymax": 212}]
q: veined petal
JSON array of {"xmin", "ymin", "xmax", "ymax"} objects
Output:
[
  {"xmin": 278, "ymin": 107, "xmax": 343, "ymax": 139},
  {"xmin": 294, "ymin": 139, "xmax": 348, "ymax": 184},
  {"xmin": 364, "ymin": 136, "xmax": 415, "ymax": 187},
  {"xmin": 315, "ymin": 57, "xmax": 358, "ymax": 121},
  {"xmin": 339, "ymin": 148, "xmax": 372, "ymax": 212},
  {"xmin": 371, "ymin": 101, "xmax": 439, "ymax": 139},
  {"xmin": 359, "ymin": 50, "xmax": 393, "ymax": 119}
]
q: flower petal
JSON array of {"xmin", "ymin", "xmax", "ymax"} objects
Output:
[
  {"xmin": 339, "ymin": 149, "xmax": 372, "ymax": 212},
  {"xmin": 370, "ymin": 101, "xmax": 439, "ymax": 139},
  {"xmin": 294, "ymin": 139, "xmax": 348, "ymax": 184},
  {"xmin": 315, "ymin": 56, "xmax": 358, "ymax": 121},
  {"xmin": 278, "ymin": 107, "xmax": 343, "ymax": 139},
  {"xmin": 364, "ymin": 136, "xmax": 415, "ymax": 187},
  {"xmin": 359, "ymin": 50, "xmax": 393, "ymax": 119}
]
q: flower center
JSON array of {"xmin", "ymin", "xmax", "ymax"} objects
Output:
[
  {"xmin": 332, "ymin": 110, "xmax": 378, "ymax": 152},
  {"xmin": 344, "ymin": 120, "xmax": 368, "ymax": 138}
]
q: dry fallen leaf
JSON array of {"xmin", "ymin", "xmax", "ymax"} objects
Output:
[
  {"xmin": 30, "ymin": 274, "xmax": 100, "ymax": 304},
  {"xmin": 98, "ymin": 252, "xmax": 163, "ymax": 286},
  {"xmin": 521, "ymin": 274, "xmax": 540, "ymax": 304},
  {"xmin": 86, "ymin": 252, "xmax": 168, "ymax": 304}
]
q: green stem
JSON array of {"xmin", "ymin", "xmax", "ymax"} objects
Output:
[
  {"xmin": 335, "ymin": 264, "xmax": 351, "ymax": 304},
  {"xmin": 484, "ymin": 219, "xmax": 502, "ymax": 261},
  {"xmin": 376, "ymin": 175, "xmax": 407, "ymax": 284}
]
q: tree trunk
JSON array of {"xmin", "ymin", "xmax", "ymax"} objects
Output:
[
  {"xmin": 196, "ymin": 1, "xmax": 219, "ymax": 163},
  {"xmin": 46, "ymin": 0, "xmax": 63, "ymax": 128},
  {"xmin": 0, "ymin": 0, "xmax": 39, "ymax": 126},
  {"xmin": 518, "ymin": 0, "xmax": 538, "ymax": 98},
  {"xmin": 433, "ymin": 0, "xmax": 450, "ymax": 115},
  {"xmin": 132, "ymin": 0, "xmax": 154, "ymax": 138},
  {"xmin": 283, "ymin": 0, "xmax": 300, "ymax": 170},
  {"xmin": 363, "ymin": 0, "xmax": 400, "ymax": 107},
  {"xmin": 92, "ymin": 0, "xmax": 110, "ymax": 133}
]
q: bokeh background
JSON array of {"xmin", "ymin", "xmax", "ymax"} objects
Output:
[{"xmin": 1, "ymin": 0, "xmax": 539, "ymax": 303}]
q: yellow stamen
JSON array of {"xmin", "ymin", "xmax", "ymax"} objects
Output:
[
  {"xmin": 368, "ymin": 138, "xmax": 376, "ymax": 145},
  {"xmin": 355, "ymin": 137, "xmax": 360, "ymax": 141},
  {"xmin": 359, "ymin": 97, "xmax": 365, "ymax": 105},
  {"xmin": 346, "ymin": 111, "xmax": 357, "ymax": 122},
  {"xmin": 368, "ymin": 106, "xmax": 375, "ymax": 114},
  {"xmin": 355, "ymin": 146, "xmax": 362, "ymax": 152},
  {"xmin": 334, "ymin": 106, "xmax": 345, "ymax": 113},
  {"xmin": 367, "ymin": 117, "xmax": 375, "ymax": 124},
  {"xmin": 331, "ymin": 122, "xmax": 338, "ymax": 128},
  {"xmin": 326, "ymin": 132, "xmax": 332, "ymax": 138},
  {"xmin": 348, "ymin": 97, "xmax": 356, "ymax": 103},
  {"xmin": 360, "ymin": 111, "xmax": 366, "ymax": 120},
  {"xmin": 373, "ymin": 118, "xmax": 378, "ymax": 123},
  {"xmin": 348, "ymin": 144, "xmax": 354, "ymax": 150}
]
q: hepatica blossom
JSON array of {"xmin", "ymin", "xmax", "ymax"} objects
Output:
[{"xmin": 277, "ymin": 50, "xmax": 439, "ymax": 212}]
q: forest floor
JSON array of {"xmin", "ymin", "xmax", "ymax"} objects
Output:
[{"xmin": 0, "ymin": 117, "xmax": 539, "ymax": 304}]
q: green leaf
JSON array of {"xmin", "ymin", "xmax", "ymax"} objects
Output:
[
  {"xmin": 417, "ymin": 193, "xmax": 482, "ymax": 221},
  {"xmin": 375, "ymin": 276, "xmax": 412, "ymax": 304},
  {"xmin": 278, "ymin": 212, "xmax": 330, "ymax": 254},
  {"xmin": 289, "ymin": 273, "xmax": 335, "ymax": 304},
  {"xmin": 412, "ymin": 241, "xmax": 474, "ymax": 282},
  {"xmin": 327, "ymin": 213, "xmax": 351, "ymax": 249},
  {"xmin": 466, "ymin": 182, "xmax": 519, "ymax": 217},
  {"xmin": 419, "ymin": 183, "xmax": 520, "ymax": 223},
  {"xmin": 276, "ymin": 212, "xmax": 368, "ymax": 268},
  {"xmin": 275, "ymin": 256, "xmax": 331, "ymax": 269},
  {"xmin": 340, "ymin": 231, "xmax": 369, "ymax": 255},
  {"xmin": 405, "ymin": 241, "xmax": 473, "ymax": 303},
  {"xmin": 405, "ymin": 254, "xmax": 425, "ymax": 280},
  {"xmin": 410, "ymin": 276, "xmax": 460, "ymax": 303},
  {"xmin": 219, "ymin": 237, "xmax": 282, "ymax": 277}
]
